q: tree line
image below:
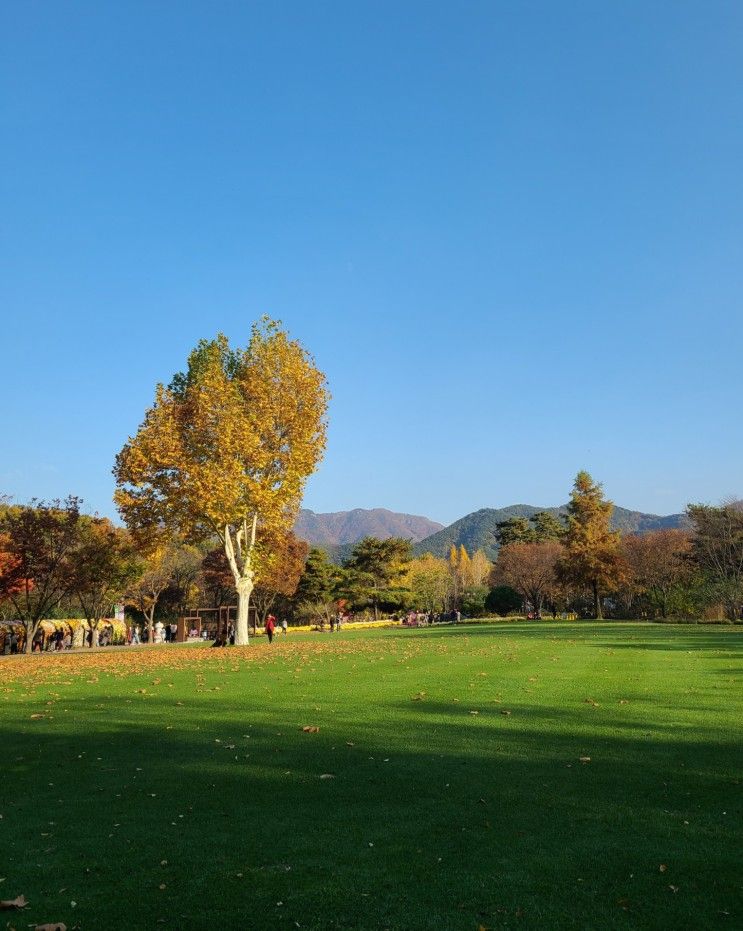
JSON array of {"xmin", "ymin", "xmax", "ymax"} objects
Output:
[
  {"xmin": 490, "ymin": 471, "xmax": 743, "ymax": 622},
  {"xmin": 0, "ymin": 494, "xmax": 313, "ymax": 652},
  {"xmin": 1, "ymin": 471, "xmax": 741, "ymax": 652},
  {"xmin": 289, "ymin": 472, "xmax": 743, "ymax": 625}
]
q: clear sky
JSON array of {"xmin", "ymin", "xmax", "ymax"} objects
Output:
[{"xmin": 1, "ymin": 1, "xmax": 741, "ymax": 526}]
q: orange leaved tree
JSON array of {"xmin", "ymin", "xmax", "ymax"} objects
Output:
[
  {"xmin": 493, "ymin": 541, "xmax": 562, "ymax": 619},
  {"xmin": 0, "ymin": 498, "xmax": 82, "ymax": 653},
  {"xmin": 557, "ymin": 471, "xmax": 625, "ymax": 619}
]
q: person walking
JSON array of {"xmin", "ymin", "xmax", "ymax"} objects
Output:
[
  {"xmin": 281, "ymin": 618, "xmax": 288, "ymax": 636},
  {"xmin": 265, "ymin": 614, "xmax": 276, "ymax": 644}
]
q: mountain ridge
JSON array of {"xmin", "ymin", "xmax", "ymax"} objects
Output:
[
  {"xmin": 294, "ymin": 507, "xmax": 444, "ymax": 547},
  {"xmin": 414, "ymin": 504, "xmax": 689, "ymax": 559},
  {"xmin": 293, "ymin": 504, "xmax": 688, "ymax": 562}
]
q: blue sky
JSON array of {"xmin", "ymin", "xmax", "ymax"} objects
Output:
[{"xmin": 1, "ymin": 1, "xmax": 742, "ymax": 526}]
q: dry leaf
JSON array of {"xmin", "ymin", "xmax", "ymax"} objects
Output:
[
  {"xmin": 659, "ymin": 864, "xmax": 667, "ymax": 873},
  {"xmin": 319, "ymin": 773, "xmax": 335, "ymax": 779},
  {"xmin": 35, "ymin": 924, "xmax": 67, "ymax": 931},
  {"xmin": 500, "ymin": 710, "xmax": 512, "ymax": 716},
  {"xmin": 30, "ymin": 714, "xmax": 46, "ymax": 720},
  {"xmin": 0, "ymin": 895, "xmax": 28, "ymax": 909},
  {"xmin": 579, "ymin": 757, "xmax": 591, "ymax": 763},
  {"xmin": 302, "ymin": 725, "xmax": 320, "ymax": 733}
]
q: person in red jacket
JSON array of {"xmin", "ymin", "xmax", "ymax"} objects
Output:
[{"xmin": 265, "ymin": 614, "xmax": 276, "ymax": 644}]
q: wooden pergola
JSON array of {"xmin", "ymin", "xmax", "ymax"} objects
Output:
[{"xmin": 176, "ymin": 604, "xmax": 257, "ymax": 642}]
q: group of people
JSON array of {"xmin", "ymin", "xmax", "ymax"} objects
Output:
[
  {"xmin": 1, "ymin": 622, "xmax": 121, "ymax": 654},
  {"xmin": 128, "ymin": 621, "xmax": 180, "ymax": 645},
  {"xmin": 34, "ymin": 627, "xmax": 73, "ymax": 651},
  {"xmin": 402, "ymin": 609, "xmax": 460, "ymax": 627},
  {"xmin": 329, "ymin": 612, "xmax": 346, "ymax": 632},
  {"xmin": 1, "ymin": 613, "xmax": 305, "ymax": 656},
  {"xmin": 2, "ymin": 627, "xmax": 25, "ymax": 654},
  {"xmin": 210, "ymin": 615, "xmax": 288, "ymax": 647},
  {"xmin": 316, "ymin": 612, "xmax": 347, "ymax": 632}
]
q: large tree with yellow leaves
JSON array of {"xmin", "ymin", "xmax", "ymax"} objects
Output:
[
  {"xmin": 557, "ymin": 471, "xmax": 625, "ymax": 619},
  {"xmin": 114, "ymin": 319, "xmax": 329, "ymax": 645}
]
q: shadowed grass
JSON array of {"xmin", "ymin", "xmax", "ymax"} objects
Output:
[{"xmin": 0, "ymin": 622, "xmax": 741, "ymax": 929}]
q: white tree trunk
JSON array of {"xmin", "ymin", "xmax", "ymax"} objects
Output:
[
  {"xmin": 235, "ymin": 576, "xmax": 254, "ymax": 646},
  {"xmin": 225, "ymin": 516, "xmax": 257, "ymax": 646}
]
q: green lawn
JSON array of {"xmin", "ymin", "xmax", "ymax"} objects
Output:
[{"xmin": 1, "ymin": 622, "xmax": 741, "ymax": 930}]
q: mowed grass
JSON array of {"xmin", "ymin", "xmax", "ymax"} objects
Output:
[{"xmin": 1, "ymin": 623, "xmax": 741, "ymax": 930}]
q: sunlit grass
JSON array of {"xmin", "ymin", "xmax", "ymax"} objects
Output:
[{"xmin": 1, "ymin": 622, "xmax": 741, "ymax": 929}]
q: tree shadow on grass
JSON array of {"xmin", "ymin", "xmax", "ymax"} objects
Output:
[
  {"xmin": 1, "ymin": 693, "xmax": 741, "ymax": 930},
  {"xmin": 592, "ymin": 637, "xmax": 743, "ymax": 657},
  {"xmin": 394, "ymin": 622, "xmax": 552, "ymax": 639},
  {"xmin": 391, "ymin": 622, "xmax": 743, "ymax": 659}
]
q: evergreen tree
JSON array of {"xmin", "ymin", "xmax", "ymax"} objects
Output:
[
  {"xmin": 495, "ymin": 517, "xmax": 534, "ymax": 547},
  {"xmin": 531, "ymin": 511, "xmax": 566, "ymax": 541},
  {"xmin": 495, "ymin": 512, "xmax": 565, "ymax": 548},
  {"xmin": 294, "ymin": 547, "xmax": 337, "ymax": 606},
  {"xmin": 344, "ymin": 537, "xmax": 412, "ymax": 620}
]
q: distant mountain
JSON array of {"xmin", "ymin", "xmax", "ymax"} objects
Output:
[
  {"xmin": 294, "ymin": 508, "xmax": 444, "ymax": 548},
  {"xmin": 414, "ymin": 504, "xmax": 688, "ymax": 559}
]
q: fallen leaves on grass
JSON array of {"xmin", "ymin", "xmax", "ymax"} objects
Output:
[
  {"xmin": 659, "ymin": 864, "xmax": 667, "ymax": 873},
  {"xmin": 579, "ymin": 757, "xmax": 591, "ymax": 764},
  {"xmin": 319, "ymin": 773, "xmax": 335, "ymax": 780},
  {"xmin": 0, "ymin": 635, "xmax": 420, "ymax": 687},
  {"xmin": 301, "ymin": 725, "xmax": 320, "ymax": 733},
  {"xmin": 0, "ymin": 895, "xmax": 28, "ymax": 909},
  {"xmin": 35, "ymin": 924, "xmax": 67, "ymax": 930}
]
